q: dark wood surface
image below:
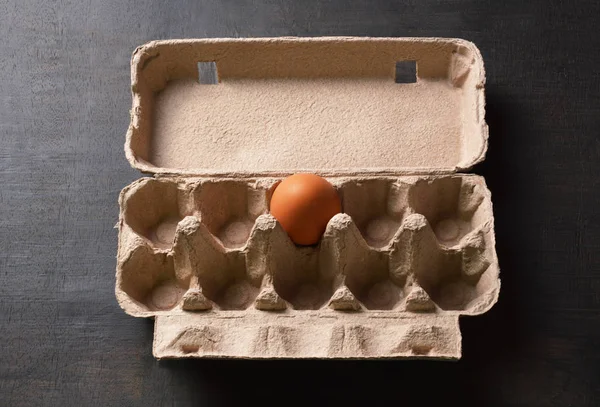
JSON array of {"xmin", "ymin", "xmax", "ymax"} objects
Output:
[{"xmin": 1, "ymin": 1, "xmax": 599, "ymax": 406}]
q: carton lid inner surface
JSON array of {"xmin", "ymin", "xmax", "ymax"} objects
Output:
[{"xmin": 128, "ymin": 38, "xmax": 487, "ymax": 176}]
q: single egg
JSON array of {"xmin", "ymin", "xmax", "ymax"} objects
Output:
[{"xmin": 270, "ymin": 173, "xmax": 342, "ymax": 245}]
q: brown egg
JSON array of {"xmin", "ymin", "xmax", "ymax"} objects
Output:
[{"xmin": 270, "ymin": 173, "xmax": 342, "ymax": 246}]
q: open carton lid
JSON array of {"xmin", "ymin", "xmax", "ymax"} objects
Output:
[{"xmin": 126, "ymin": 37, "xmax": 487, "ymax": 177}]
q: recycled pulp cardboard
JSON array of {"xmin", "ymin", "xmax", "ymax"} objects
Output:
[{"xmin": 116, "ymin": 37, "xmax": 499, "ymax": 359}]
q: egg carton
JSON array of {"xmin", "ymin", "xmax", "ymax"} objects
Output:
[{"xmin": 116, "ymin": 37, "xmax": 500, "ymax": 359}]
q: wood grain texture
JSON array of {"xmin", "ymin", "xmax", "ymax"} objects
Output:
[{"xmin": 1, "ymin": 0, "xmax": 599, "ymax": 406}]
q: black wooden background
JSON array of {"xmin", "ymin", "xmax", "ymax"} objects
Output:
[{"xmin": 1, "ymin": 1, "xmax": 599, "ymax": 406}]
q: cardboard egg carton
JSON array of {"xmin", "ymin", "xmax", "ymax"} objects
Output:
[{"xmin": 116, "ymin": 37, "xmax": 500, "ymax": 359}]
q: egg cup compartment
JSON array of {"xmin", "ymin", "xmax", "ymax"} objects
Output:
[
  {"xmin": 116, "ymin": 241, "xmax": 188, "ymax": 315},
  {"xmin": 271, "ymin": 248, "xmax": 331, "ymax": 310},
  {"xmin": 338, "ymin": 179, "xmax": 408, "ymax": 248},
  {"xmin": 391, "ymin": 207, "xmax": 495, "ymax": 313},
  {"xmin": 345, "ymin": 255, "xmax": 402, "ymax": 310},
  {"xmin": 192, "ymin": 179, "xmax": 271, "ymax": 249},
  {"xmin": 319, "ymin": 213, "xmax": 404, "ymax": 311},
  {"xmin": 172, "ymin": 215, "xmax": 262, "ymax": 311},
  {"xmin": 407, "ymin": 176, "xmax": 488, "ymax": 247},
  {"xmin": 121, "ymin": 178, "xmax": 193, "ymax": 249},
  {"xmin": 117, "ymin": 37, "xmax": 499, "ymax": 360},
  {"xmin": 250, "ymin": 214, "xmax": 339, "ymax": 310}
]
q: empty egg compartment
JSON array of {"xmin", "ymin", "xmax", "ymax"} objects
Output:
[
  {"xmin": 116, "ymin": 236, "xmax": 190, "ymax": 316},
  {"xmin": 389, "ymin": 176, "xmax": 497, "ymax": 313},
  {"xmin": 406, "ymin": 175, "xmax": 492, "ymax": 247},
  {"xmin": 171, "ymin": 215, "xmax": 262, "ymax": 311},
  {"xmin": 191, "ymin": 178, "xmax": 273, "ymax": 249},
  {"xmin": 328, "ymin": 175, "xmax": 496, "ymax": 313},
  {"xmin": 246, "ymin": 213, "xmax": 340, "ymax": 311},
  {"xmin": 417, "ymin": 231, "xmax": 497, "ymax": 313},
  {"xmin": 116, "ymin": 177, "xmax": 195, "ymax": 315},
  {"xmin": 337, "ymin": 178, "xmax": 409, "ymax": 248},
  {"xmin": 120, "ymin": 177, "xmax": 194, "ymax": 249},
  {"xmin": 320, "ymin": 212, "xmax": 407, "ymax": 311},
  {"xmin": 270, "ymin": 246, "xmax": 332, "ymax": 311},
  {"xmin": 116, "ymin": 179, "xmax": 271, "ymax": 315}
]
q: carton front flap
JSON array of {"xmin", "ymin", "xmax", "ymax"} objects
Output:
[{"xmin": 126, "ymin": 37, "xmax": 487, "ymax": 177}]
